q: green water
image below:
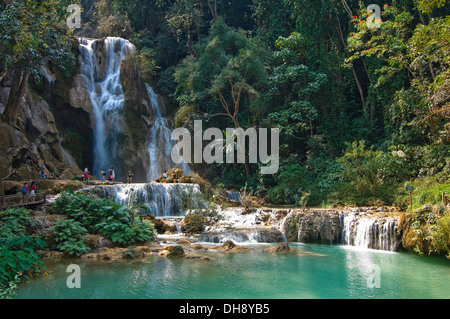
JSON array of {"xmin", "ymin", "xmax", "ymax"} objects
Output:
[{"xmin": 16, "ymin": 244, "xmax": 449, "ymax": 299}]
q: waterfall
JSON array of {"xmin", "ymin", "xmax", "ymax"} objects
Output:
[
  {"xmin": 342, "ymin": 213, "xmax": 356, "ymax": 246},
  {"xmin": 78, "ymin": 37, "xmax": 134, "ymax": 175},
  {"xmin": 146, "ymin": 84, "xmax": 191, "ymax": 182},
  {"xmin": 342, "ymin": 213, "xmax": 398, "ymax": 251},
  {"xmin": 77, "ymin": 37, "xmax": 190, "ymax": 181},
  {"xmin": 280, "ymin": 210, "xmax": 400, "ymax": 251},
  {"xmin": 94, "ymin": 183, "xmax": 204, "ymax": 217},
  {"xmin": 353, "ymin": 218, "xmax": 376, "ymax": 249}
]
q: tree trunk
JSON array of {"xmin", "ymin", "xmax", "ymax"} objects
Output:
[
  {"xmin": 3, "ymin": 68, "xmax": 29, "ymax": 126},
  {"xmin": 207, "ymin": 0, "xmax": 218, "ymax": 21},
  {"xmin": 335, "ymin": 12, "xmax": 367, "ymax": 114},
  {"xmin": 352, "ymin": 64, "xmax": 367, "ymax": 116}
]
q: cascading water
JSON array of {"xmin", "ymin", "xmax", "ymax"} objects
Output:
[
  {"xmin": 280, "ymin": 210, "xmax": 400, "ymax": 251},
  {"xmin": 226, "ymin": 191, "xmax": 242, "ymax": 204},
  {"xmin": 146, "ymin": 84, "xmax": 191, "ymax": 182},
  {"xmin": 341, "ymin": 213, "xmax": 399, "ymax": 251},
  {"xmin": 94, "ymin": 183, "xmax": 204, "ymax": 217},
  {"xmin": 78, "ymin": 37, "xmax": 190, "ymax": 181},
  {"xmin": 78, "ymin": 37, "xmax": 134, "ymax": 175}
]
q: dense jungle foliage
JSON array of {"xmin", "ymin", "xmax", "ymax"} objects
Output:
[{"xmin": 1, "ymin": 0, "xmax": 449, "ymax": 208}]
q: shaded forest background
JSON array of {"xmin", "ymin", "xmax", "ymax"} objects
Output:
[{"xmin": 1, "ymin": 0, "xmax": 449, "ymax": 208}]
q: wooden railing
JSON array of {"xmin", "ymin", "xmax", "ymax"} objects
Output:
[
  {"xmin": 0, "ymin": 193, "xmax": 47, "ymax": 210},
  {"xmin": 443, "ymin": 192, "xmax": 450, "ymax": 206}
]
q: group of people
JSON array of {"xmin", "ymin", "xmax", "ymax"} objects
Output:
[
  {"xmin": 162, "ymin": 170, "xmax": 179, "ymax": 183},
  {"xmin": 21, "ymin": 181, "xmax": 38, "ymax": 203},
  {"xmin": 83, "ymin": 167, "xmax": 135, "ymax": 183},
  {"xmin": 98, "ymin": 167, "xmax": 118, "ymax": 183}
]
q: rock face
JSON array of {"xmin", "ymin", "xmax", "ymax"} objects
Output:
[
  {"xmin": 0, "ymin": 71, "xmax": 82, "ymax": 182},
  {"xmin": 282, "ymin": 210, "xmax": 343, "ymax": 244}
]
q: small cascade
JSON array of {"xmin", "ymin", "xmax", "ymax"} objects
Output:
[
  {"xmin": 146, "ymin": 84, "xmax": 191, "ymax": 182},
  {"xmin": 226, "ymin": 191, "xmax": 242, "ymax": 204},
  {"xmin": 342, "ymin": 213, "xmax": 356, "ymax": 246},
  {"xmin": 200, "ymin": 208, "xmax": 288, "ymax": 244},
  {"xmin": 94, "ymin": 183, "xmax": 204, "ymax": 217},
  {"xmin": 341, "ymin": 213, "xmax": 399, "ymax": 251},
  {"xmin": 61, "ymin": 147, "xmax": 75, "ymax": 167},
  {"xmin": 199, "ymin": 228, "xmax": 285, "ymax": 244},
  {"xmin": 97, "ymin": 237, "xmax": 105, "ymax": 253},
  {"xmin": 280, "ymin": 210, "xmax": 400, "ymax": 251}
]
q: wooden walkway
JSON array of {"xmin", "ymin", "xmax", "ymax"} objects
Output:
[{"xmin": 0, "ymin": 193, "xmax": 47, "ymax": 210}]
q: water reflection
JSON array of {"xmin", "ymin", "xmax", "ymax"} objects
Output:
[{"xmin": 15, "ymin": 246, "xmax": 450, "ymax": 299}]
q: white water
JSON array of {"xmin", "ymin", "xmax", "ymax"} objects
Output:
[
  {"xmin": 145, "ymin": 84, "xmax": 191, "ymax": 182},
  {"xmin": 95, "ymin": 183, "xmax": 204, "ymax": 217},
  {"xmin": 78, "ymin": 37, "xmax": 134, "ymax": 175},
  {"xmin": 226, "ymin": 191, "xmax": 242, "ymax": 204},
  {"xmin": 78, "ymin": 37, "xmax": 190, "ymax": 182},
  {"xmin": 341, "ymin": 213, "xmax": 398, "ymax": 251}
]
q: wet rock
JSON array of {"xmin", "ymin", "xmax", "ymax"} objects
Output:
[
  {"xmin": 153, "ymin": 218, "xmax": 178, "ymax": 234},
  {"xmin": 191, "ymin": 243, "xmax": 206, "ymax": 250},
  {"xmin": 177, "ymin": 239, "xmax": 191, "ymax": 245},
  {"xmin": 265, "ymin": 243, "xmax": 291, "ymax": 253},
  {"xmin": 213, "ymin": 241, "xmax": 250, "ymax": 252},
  {"xmin": 158, "ymin": 245, "xmax": 185, "ymax": 258}
]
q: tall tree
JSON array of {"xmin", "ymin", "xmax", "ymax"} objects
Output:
[
  {"xmin": 174, "ymin": 18, "xmax": 269, "ymax": 176},
  {"xmin": 0, "ymin": 0, "xmax": 76, "ymax": 125},
  {"xmin": 346, "ymin": 1, "xmax": 450, "ymax": 142},
  {"xmin": 266, "ymin": 32, "xmax": 327, "ymax": 142}
]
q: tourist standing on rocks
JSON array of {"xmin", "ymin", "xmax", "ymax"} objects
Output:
[
  {"xmin": 127, "ymin": 170, "xmax": 134, "ymax": 183},
  {"xmin": 173, "ymin": 171, "xmax": 177, "ymax": 183},
  {"xmin": 100, "ymin": 170, "xmax": 106, "ymax": 182},
  {"xmin": 108, "ymin": 167, "xmax": 115, "ymax": 182},
  {"xmin": 83, "ymin": 168, "xmax": 90, "ymax": 182},
  {"xmin": 30, "ymin": 182, "xmax": 37, "ymax": 202},
  {"xmin": 21, "ymin": 183, "xmax": 29, "ymax": 203},
  {"xmin": 39, "ymin": 166, "xmax": 46, "ymax": 179}
]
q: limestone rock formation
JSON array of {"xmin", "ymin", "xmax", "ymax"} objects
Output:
[{"xmin": 0, "ymin": 73, "xmax": 82, "ymax": 182}]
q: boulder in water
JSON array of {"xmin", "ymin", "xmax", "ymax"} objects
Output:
[
  {"xmin": 158, "ymin": 245, "xmax": 185, "ymax": 258},
  {"xmin": 265, "ymin": 243, "xmax": 291, "ymax": 253},
  {"xmin": 213, "ymin": 240, "xmax": 250, "ymax": 252}
]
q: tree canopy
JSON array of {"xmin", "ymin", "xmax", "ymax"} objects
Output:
[{"xmin": 1, "ymin": 0, "xmax": 448, "ymax": 207}]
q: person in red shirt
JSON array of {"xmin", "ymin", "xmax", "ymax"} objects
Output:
[{"xmin": 30, "ymin": 182, "xmax": 37, "ymax": 202}]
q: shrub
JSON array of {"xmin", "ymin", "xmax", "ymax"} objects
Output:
[
  {"xmin": 53, "ymin": 218, "xmax": 88, "ymax": 257},
  {"xmin": 404, "ymin": 206, "xmax": 450, "ymax": 258},
  {"xmin": 182, "ymin": 212, "xmax": 207, "ymax": 234},
  {"xmin": 393, "ymin": 177, "xmax": 450, "ymax": 210},
  {"xmin": 51, "ymin": 191, "xmax": 156, "ymax": 247},
  {"xmin": 329, "ymin": 141, "xmax": 399, "ymax": 206},
  {"xmin": 181, "ymin": 200, "xmax": 220, "ymax": 234},
  {"xmin": 0, "ymin": 208, "xmax": 45, "ymax": 296},
  {"xmin": 265, "ymin": 160, "xmax": 318, "ymax": 206}
]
